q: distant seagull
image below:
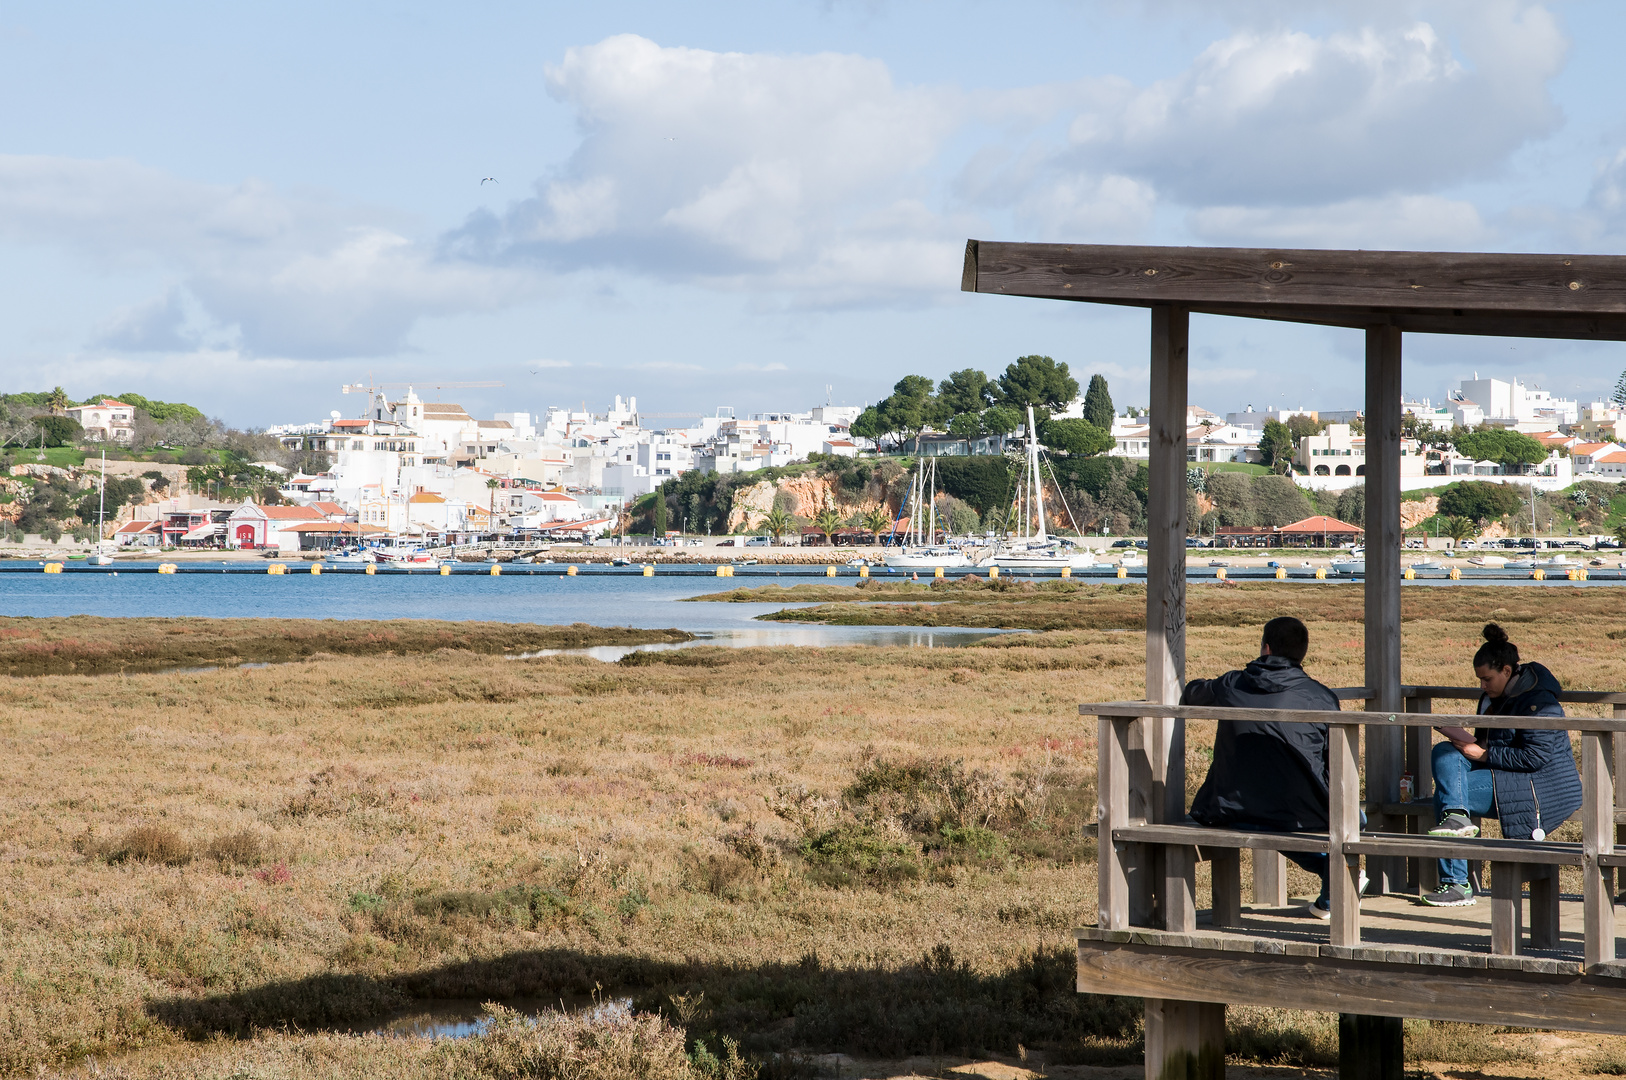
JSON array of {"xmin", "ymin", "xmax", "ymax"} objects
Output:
[
  {"xmin": 663, "ymin": 137, "xmax": 677, "ymax": 142},
  {"xmin": 481, "ymin": 177, "xmax": 499, "ymax": 185}
]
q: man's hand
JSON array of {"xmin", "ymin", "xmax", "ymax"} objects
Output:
[{"xmin": 1453, "ymin": 739, "xmax": 1486, "ymax": 762}]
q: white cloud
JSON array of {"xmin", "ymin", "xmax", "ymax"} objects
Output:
[
  {"xmin": 1189, "ymin": 194, "xmax": 1488, "ymax": 248},
  {"xmin": 1064, "ymin": 6, "xmax": 1565, "ymax": 205},
  {"xmin": 0, "ymin": 155, "xmax": 527, "ymax": 359},
  {"xmin": 449, "ymin": 34, "xmax": 967, "ymax": 303}
]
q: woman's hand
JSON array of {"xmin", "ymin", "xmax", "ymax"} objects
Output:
[{"xmin": 1453, "ymin": 739, "xmax": 1486, "ymax": 762}]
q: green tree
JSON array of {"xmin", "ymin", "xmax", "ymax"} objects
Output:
[
  {"xmin": 1614, "ymin": 521, "xmax": 1626, "ymax": 547},
  {"xmin": 653, "ymin": 489, "xmax": 668, "ymax": 536},
  {"xmin": 812, "ymin": 508, "xmax": 843, "ymax": 543},
  {"xmin": 980, "ymin": 404, "xmax": 1022, "ymax": 442},
  {"xmin": 1253, "ymin": 475, "xmax": 1313, "ymax": 527},
  {"xmin": 1437, "ymin": 481, "xmax": 1521, "ymax": 523},
  {"xmin": 862, "ymin": 506, "xmax": 892, "ymax": 539},
  {"xmin": 1257, "ymin": 419, "xmax": 1294, "ymax": 468},
  {"xmin": 1453, "ymin": 428, "xmax": 1547, "ymax": 468},
  {"xmin": 1082, "ymin": 374, "xmax": 1115, "ymax": 429},
  {"xmin": 1285, "ymin": 415, "xmax": 1325, "ymax": 442},
  {"xmin": 850, "ymin": 405, "xmax": 883, "ymax": 444},
  {"xmin": 762, "ymin": 506, "xmax": 793, "ymax": 542},
  {"xmin": 995, "ymin": 355, "xmax": 1079, "ymax": 422},
  {"xmin": 45, "ymin": 386, "xmax": 69, "ymax": 415},
  {"xmin": 1613, "ymin": 369, "xmax": 1626, "ymax": 409},
  {"xmin": 937, "ymin": 368, "xmax": 994, "ymax": 415},
  {"xmin": 876, "ymin": 375, "xmax": 944, "ymax": 445},
  {"xmin": 1334, "ymin": 484, "xmax": 1365, "ymax": 527},
  {"xmin": 1205, "ymin": 471, "xmax": 1256, "ymax": 527},
  {"xmin": 1039, "ymin": 418, "xmax": 1113, "ymax": 457},
  {"xmin": 114, "ymin": 392, "xmax": 204, "ymax": 423},
  {"xmin": 33, "ymin": 414, "xmax": 82, "ymax": 447},
  {"xmin": 947, "ymin": 411, "xmax": 983, "ymax": 439},
  {"xmin": 1445, "ymin": 516, "xmax": 1480, "ymax": 545}
]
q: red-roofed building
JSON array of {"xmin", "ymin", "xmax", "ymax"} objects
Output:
[
  {"xmin": 1593, "ymin": 450, "xmax": 1626, "ymax": 479},
  {"xmin": 1570, "ymin": 442, "xmax": 1624, "ymax": 474},
  {"xmin": 66, "ymin": 399, "xmax": 136, "ymax": 443},
  {"xmin": 227, "ymin": 500, "xmax": 326, "ymax": 550},
  {"xmin": 1277, "ymin": 515, "xmax": 1364, "ymax": 547}
]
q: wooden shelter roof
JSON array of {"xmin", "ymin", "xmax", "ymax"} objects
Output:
[{"xmin": 961, "ymin": 241, "xmax": 1626, "ymax": 341}]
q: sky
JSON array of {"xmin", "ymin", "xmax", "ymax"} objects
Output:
[{"xmin": 4, "ymin": 0, "xmax": 1626, "ymax": 427}]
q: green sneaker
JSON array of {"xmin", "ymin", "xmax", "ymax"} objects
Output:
[
  {"xmin": 1421, "ymin": 883, "xmax": 1476, "ymax": 907},
  {"xmin": 1428, "ymin": 812, "xmax": 1479, "ymax": 838}
]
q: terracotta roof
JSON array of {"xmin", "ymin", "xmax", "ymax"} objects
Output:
[
  {"xmin": 408, "ymin": 491, "xmax": 446, "ymax": 503},
  {"xmin": 261, "ymin": 505, "xmax": 326, "ymax": 520},
  {"xmin": 311, "ymin": 501, "xmax": 347, "ymax": 515},
  {"xmin": 1595, "ymin": 450, "xmax": 1626, "ymax": 463},
  {"xmin": 282, "ymin": 522, "xmax": 389, "ymax": 533},
  {"xmin": 1279, "ymin": 515, "xmax": 1363, "ymax": 533},
  {"xmin": 1572, "ymin": 442, "xmax": 1615, "ymax": 456},
  {"xmin": 332, "ymin": 419, "xmax": 370, "ymax": 429},
  {"xmin": 115, "ymin": 520, "xmax": 161, "ymax": 534}
]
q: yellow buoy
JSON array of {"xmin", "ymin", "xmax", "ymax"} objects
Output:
[
  {"xmin": 365, "ymin": 563, "xmax": 376, "ymax": 575},
  {"xmin": 643, "ymin": 564, "xmax": 654, "ymax": 577},
  {"xmin": 567, "ymin": 565, "xmax": 578, "ymax": 576},
  {"xmin": 1531, "ymin": 568, "xmax": 1545, "ymax": 581},
  {"xmin": 310, "ymin": 563, "xmax": 321, "ymax": 575},
  {"xmin": 1115, "ymin": 566, "xmax": 1126, "ymax": 579},
  {"xmin": 1060, "ymin": 566, "xmax": 1071, "ymax": 578},
  {"xmin": 988, "ymin": 566, "xmax": 1000, "ymax": 579},
  {"xmin": 1315, "ymin": 567, "xmax": 1327, "ymax": 579},
  {"xmin": 490, "ymin": 563, "xmax": 501, "ymax": 576},
  {"xmin": 1449, "ymin": 567, "xmax": 1461, "ymax": 580},
  {"xmin": 859, "ymin": 564, "xmax": 868, "ymax": 578},
  {"xmin": 43, "ymin": 562, "xmax": 63, "ymax": 573},
  {"xmin": 267, "ymin": 563, "xmax": 285, "ymax": 575},
  {"xmin": 934, "ymin": 566, "xmax": 944, "ymax": 578},
  {"xmin": 1403, "ymin": 567, "xmax": 1415, "ymax": 580},
  {"xmin": 716, "ymin": 564, "xmax": 728, "ymax": 577},
  {"xmin": 1216, "ymin": 567, "xmax": 1227, "ymax": 580},
  {"xmin": 440, "ymin": 563, "xmax": 450, "ymax": 575},
  {"xmin": 158, "ymin": 562, "xmax": 177, "ymax": 574},
  {"xmin": 1275, "ymin": 567, "xmax": 1287, "ymax": 580},
  {"xmin": 827, "ymin": 566, "xmax": 837, "ymax": 577}
]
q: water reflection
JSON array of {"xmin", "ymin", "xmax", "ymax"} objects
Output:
[{"xmin": 372, "ymin": 996, "xmax": 634, "ymax": 1039}]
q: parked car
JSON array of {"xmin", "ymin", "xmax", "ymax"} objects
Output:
[
  {"xmin": 1111, "ymin": 539, "xmax": 1135, "ymax": 548},
  {"xmin": 744, "ymin": 535, "xmax": 773, "ymax": 547},
  {"xmin": 1135, "ymin": 539, "xmax": 1149, "ymax": 549}
]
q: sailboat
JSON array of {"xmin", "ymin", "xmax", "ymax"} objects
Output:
[
  {"xmin": 92, "ymin": 448, "xmax": 115, "ymax": 564},
  {"xmin": 981, "ymin": 406, "xmax": 1100, "ymax": 570},
  {"xmin": 881, "ymin": 455, "xmax": 971, "ymax": 569}
]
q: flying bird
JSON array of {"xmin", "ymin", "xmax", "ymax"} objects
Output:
[{"xmin": 481, "ymin": 177, "xmax": 498, "ymax": 185}]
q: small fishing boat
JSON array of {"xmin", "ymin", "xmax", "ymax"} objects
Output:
[
  {"xmin": 323, "ymin": 546, "xmax": 376, "ymax": 566},
  {"xmin": 1467, "ymin": 554, "xmax": 1507, "ymax": 567},
  {"xmin": 1331, "ymin": 558, "xmax": 1364, "ymax": 576}
]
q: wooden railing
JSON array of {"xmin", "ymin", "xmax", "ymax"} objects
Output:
[{"xmin": 1086, "ymin": 694, "xmax": 1626, "ymax": 972}]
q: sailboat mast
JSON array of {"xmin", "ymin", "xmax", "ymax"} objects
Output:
[
  {"xmin": 927, "ymin": 458, "xmax": 936, "ymax": 544},
  {"xmin": 98, "ymin": 446, "xmax": 107, "ymax": 542}
]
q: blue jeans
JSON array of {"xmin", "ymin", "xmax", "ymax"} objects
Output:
[{"xmin": 1432, "ymin": 740, "xmax": 1498, "ymax": 887}]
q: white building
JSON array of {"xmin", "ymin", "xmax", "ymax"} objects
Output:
[
  {"xmin": 1455, "ymin": 375, "xmax": 1579, "ymax": 429},
  {"xmin": 66, "ymin": 399, "xmax": 136, "ymax": 443}
]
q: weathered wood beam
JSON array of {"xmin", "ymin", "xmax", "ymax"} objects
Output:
[
  {"xmin": 1077, "ymin": 942, "xmax": 1626, "ymax": 1035},
  {"xmin": 1366, "ymin": 325, "xmax": 1404, "ymax": 895},
  {"xmin": 964, "ymin": 241, "xmax": 1626, "ymax": 316},
  {"xmin": 1082, "ymin": 702, "xmax": 1626, "ymax": 731}
]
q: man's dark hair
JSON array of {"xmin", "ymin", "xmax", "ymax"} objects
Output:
[{"xmin": 1261, "ymin": 616, "xmax": 1310, "ymax": 664}]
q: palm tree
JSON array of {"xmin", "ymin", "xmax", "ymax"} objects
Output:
[
  {"xmin": 762, "ymin": 507, "xmax": 793, "ymax": 543},
  {"xmin": 862, "ymin": 506, "xmax": 891, "ymax": 541},
  {"xmin": 485, "ymin": 477, "xmax": 501, "ymax": 535},
  {"xmin": 1444, "ymin": 516, "xmax": 1479, "ymax": 547},
  {"xmin": 812, "ymin": 508, "xmax": 844, "ymax": 545},
  {"xmin": 45, "ymin": 386, "xmax": 69, "ymax": 415}
]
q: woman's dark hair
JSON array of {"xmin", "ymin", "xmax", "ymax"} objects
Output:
[{"xmin": 1473, "ymin": 623, "xmax": 1520, "ymax": 672}]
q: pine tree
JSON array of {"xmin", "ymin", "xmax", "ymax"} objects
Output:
[
  {"xmin": 1082, "ymin": 374, "xmax": 1115, "ymax": 429},
  {"xmin": 1612, "ymin": 369, "xmax": 1626, "ymax": 408},
  {"xmin": 653, "ymin": 492, "xmax": 667, "ymax": 536}
]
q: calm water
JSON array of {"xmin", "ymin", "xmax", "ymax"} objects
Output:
[{"xmin": 0, "ymin": 564, "xmax": 1012, "ymax": 649}]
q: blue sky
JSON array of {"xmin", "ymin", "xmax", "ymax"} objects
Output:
[{"xmin": 4, "ymin": 1, "xmax": 1626, "ymax": 426}]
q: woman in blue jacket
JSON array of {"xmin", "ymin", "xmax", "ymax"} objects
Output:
[{"xmin": 1421, "ymin": 623, "xmax": 1583, "ymax": 907}]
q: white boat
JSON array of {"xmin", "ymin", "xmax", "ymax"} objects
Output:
[
  {"xmin": 1409, "ymin": 560, "xmax": 1441, "ymax": 570},
  {"xmin": 1467, "ymin": 554, "xmax": 1507, "ymax": 567},
  {"xmin": 882, "ymin": 455, "xmax": 973, "ymax": 568},
  {"xmin": 979, "ymin": 405, "xmax": 1098, "ymax": 570},
  {"xmin": 1331, "ymin": 558, "xmax": 1364, "ymax": 576},
  {"xmin": 1504, "ymin": 558, "xmax": 1536, "ymax": 569},
  {"xmin": 323, "ymin": 548, "xmax": 376, "ymax": 566},
  {"xmin": 386, "ymin": 549, "xmax": 440, "ymax": 569}
]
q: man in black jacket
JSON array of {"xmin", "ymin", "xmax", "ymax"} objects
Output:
[{"xmin": 1186, "ymin": 616, "xmax": 1355, "ymax": 920}]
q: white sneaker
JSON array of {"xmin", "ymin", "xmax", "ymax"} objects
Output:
[{"xmin": 1305, "ymin": 872, "xmax": 1369, "ymax": 921}]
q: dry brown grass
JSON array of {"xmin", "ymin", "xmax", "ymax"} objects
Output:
[
  {"xmin": 0, "ymin": 617, "xmax": 690, "ymax": 676},
  {"xmin": 2, "ymin": 586, "xmax": 1622, "ymax": 1078}
]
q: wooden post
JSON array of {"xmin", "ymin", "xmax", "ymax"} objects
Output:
[
  {"xmin": 1403, "ymin": 696, "xmax": 1437, "ymax": 893},
  {"xmin": 1490, "ymin": 862, "xmax": 1523, "ymax": 956},
  {"xmin": 1338, "ymin": 1014, "xmax": 1403, "ymax": 1080},
  {"xmin": 1097, "ymin": 715, "xmax": 1130, "ymax": 931},
  {"xmin": 1145, "ymin": 998, "xmax": 1224, "ymax": 1080},
  {"xmin": 1143, "ymin": 305, "xmax": 1218, "ymax": 1073},
  {"xmin": 1253, "ymin": 850, "xmax": 1288, "ymax": 908},
  {"xmin": 1364, "ymin": 324, "xmax": 1404, "ymax": 896},
  {"xmin": 1529, "ymin": 865, "xmax": 1560, "ymax": 951},
  {"xmin": 1210, "ymin": 848, "xmax": 1242, "ymax": 928},
  {"xmin": 1582, "ymin": 730, "xmax": 1615, "ymax": 970},
  {"xmin": 1615, "ymin": 704, "xmax": 1626, "ymax": 848},
  {"xmin": 1329, "ymin": 722, "xmax": 1362, "ymax": 947}
]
